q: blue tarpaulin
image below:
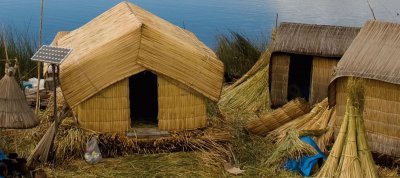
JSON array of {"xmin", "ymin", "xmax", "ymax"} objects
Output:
[
  {"xmin": 0, "ymin": 149, "xmax": 7, "ymax": 161},
  {"xmin": 283, "ymin": 136, "xmax": 327, "ymax": 176}
]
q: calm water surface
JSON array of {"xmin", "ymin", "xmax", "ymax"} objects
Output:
[{"xmin": 0, "ymin": 0, "xmax": 399, "ymax": 48}]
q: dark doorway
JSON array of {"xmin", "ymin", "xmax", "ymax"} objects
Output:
[
  {"xmin": 287, "ymin": 54, "xmax": 313, "ymax": 101},
  {"xmin": 129, "ymin": 71, "xmax": 158, "ymax": 127}
]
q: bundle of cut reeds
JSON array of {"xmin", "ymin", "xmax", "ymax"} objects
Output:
[
  {"xmin": 218, "ymin": 47, "xmax": 272, "ymax": 114},
  {"xmin": 27, "ymin": 104, "xmax": 70, "ymax": 166},
  {"xmin": 265, "ymin": 129, "xmax": 317, "ymax": 172},
  {"xmin": 316, "ymin": 78, "xmax": 377, "ymax": 178},
  {"xmin": 266, "ymin": 98, "xmax": 336, "ymax": 152},
  {"xmin": 245, "ymin": 98, "xmax": 310, "ymax": 136}
]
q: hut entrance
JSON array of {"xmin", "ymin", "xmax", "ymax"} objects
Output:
[
  {"xmin": 129, "ymin": 71, "xmax": 158, "ymax": 127},
  {"xmin": 287, "ymin": 54, "xmax": 312, "ymax": 101}
]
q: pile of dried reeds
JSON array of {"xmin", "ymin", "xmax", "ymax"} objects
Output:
[
  {"xmin": 34, "ymin": 117, "xmax": 232, "ymax": 164},
  {"xmin": 245, "ymin": 98, "xmax": 310, "ymax": 136},
  {"xmin": 218, "ymin": 47, "xmax": 272, "ymax": 114},
  {"xmin": 267, "ymin": 98, "xmax": 336, "ymax": 152},
  {"xmin": 265, "ymin": 130, "xmax": 317, "ymax": 171},
  {"xmin": 316, "ymin": 78, "xmax": 377, "ymax": 178}
]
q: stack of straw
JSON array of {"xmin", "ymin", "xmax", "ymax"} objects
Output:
[
  {"xmin": 267, "ymin": 98, "xmax": 336, "ymax": 152},
  {"xmin": 265, "ymin": 130, "xmax": 317, "ymax": 171},
  {"xmin": 245, "ymin": 98, "xmax": 310, "ymax": 136},
  {"xmin": 316, "ymin": 78, "xmax": 377, "ymax": 178},
  {"xmin": 218, "ymin": 47, "xmax": 272, "ymax": 114}
]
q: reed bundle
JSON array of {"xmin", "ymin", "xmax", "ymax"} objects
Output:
[
  {"xmin": 316, "ymin": 78, "xmax": 377, "ymax": 178},
  {"xmin": 264, "ymin": 130, "xmax": 317, "ymax": 172},
  {"xmin": 27, "ymin": 104, "xmax": 71, "ymax": 166},
  {"xmin": 218, "ymin": 47, "xmax": 272, "ymax": 115},
  {"xmin": 27, "ymin": 122, "xmax": 56, "ymax": 166},
  {"xmin": 0, "ymin": 33, "xmax": 37, "ymax": 129},
  {"xmin": 266, "ymin": 98, "xmax": 336, "ymax": 152},
  {"xmin": 245, "ymin": 98, "xmax": 310, "ymax": 136}
]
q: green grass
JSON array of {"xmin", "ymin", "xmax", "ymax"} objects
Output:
[
  {"xmin": 0, "ymin": 27, "xmax": 37, "ymax": 81},
  {"xmin": 215, "ymin": 32, "xmax": 267, "ymax": 83}
]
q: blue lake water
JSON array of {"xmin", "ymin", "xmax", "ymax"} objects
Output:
[{"xmin": 0, "ymin": 0, "xmax": 400, "ymax": 48}]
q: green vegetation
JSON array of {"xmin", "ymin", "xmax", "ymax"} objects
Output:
[
  {"xmin": 215, "ymin": 32, "xmax": 267, "ymax": 82},
  {"xmin": 0, "ymin": 28, "xmax": 37, "ymax": 81}
]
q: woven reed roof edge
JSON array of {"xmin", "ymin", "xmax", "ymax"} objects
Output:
[
  {"xmin": 270, "ymin": 50, "xmax": 343, "ymax": 58},
  {"xmin": 271, "ymin": 22, "xmax": 361, "ymax": 57}
]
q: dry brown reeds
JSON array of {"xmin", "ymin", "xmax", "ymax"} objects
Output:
[
  {"xmin": 245, "ymin": 98, "xmax": 310, "ymax": 136},
  {"xmin": 316, "ymin": 78, "xmax": 377, "ymax": 178},
  {"xmin": 218, "ymin": 47, "xmax": 272, "ymax": 115},
  {"xmin": 265, "ymin": 130, "xmax": 317, "ymax": 172},
  {"xmin": 266, "ymin": 98, "xmax": 336, "ymax": 152},
  {"xmin": 31, "ymin": 119, "xmax": 232, "ymax": 165}
]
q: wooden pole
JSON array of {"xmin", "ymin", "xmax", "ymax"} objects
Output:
[
  {"xmin": 2, "ymin": 31, "xmax": 9, "ymax": 64},
  {"xmin": 35, "ymin": 0, "xmax": 44, "ymax": 114},
  {"xmin": 52, "ymin": 64, "xmax": 57, "ymax": 123},
  {"xmin": 367, "ymin": 0, "xmax": 376, "ymax": 20}
]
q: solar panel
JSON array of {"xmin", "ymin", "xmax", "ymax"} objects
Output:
[{"xmin": 31, "ymin": 45, "xmax": 72, "ymax": 64}]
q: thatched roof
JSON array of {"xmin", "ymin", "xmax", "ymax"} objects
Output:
[
  {"xmin": 0, "ymin": 75, "xmax": 38, "ymax": 129},
  {"xmin": 51, "ymin": 31, "xmax": 69, "ymax": 46},
  {"xmin": 272, "ymin": 22, "xmax": 360, "ymax": 57},
  {"xmin": 331, "ymin": 20, "xmax": 400, "ymax": 85},
  {"xmin": 54, "ymin": 2, "xmax": 224, "ymax": 107}
]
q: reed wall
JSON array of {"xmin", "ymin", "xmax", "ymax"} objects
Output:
[
  {"xmin": 270, "ymin": 54, "xmax": 290, "ymax": 106},
  {"xmin": 158, "ymin": 77, "xmax": 207, "ymax": 131},
  {"xmin": 310, "ymin": 57, "xmax": 338, "ymax": 104},
  {"xmin": 334, "ymin": 77, "xmax": 400, "ymax": 156},
  {"xmin": 75, "ymin": 79, "xmax": 130, "ymax": 133}
]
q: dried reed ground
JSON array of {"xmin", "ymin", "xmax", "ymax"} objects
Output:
[{"xmin": 0, "ymin": 103, "xmax": 398, "ymax": 177}]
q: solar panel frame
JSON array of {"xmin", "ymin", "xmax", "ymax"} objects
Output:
[{"xmin": 31, "ymin": 45, "xmax": 72, "ymax": 65}]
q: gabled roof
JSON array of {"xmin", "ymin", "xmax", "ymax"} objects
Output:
[
  {"xmin": 54, "ymin": 2, "xmax": 224, "ymax": 107},
  {"xmin": 272, "ymin": 22, "xmax": 360, "ymax": 58},
  {"xmin": 50, "ymin": 31, "xmax": 69, "ymax": 46},
  {"xmin": 331, "ymin": 20, "xmax": 400, "ymax": 85}
]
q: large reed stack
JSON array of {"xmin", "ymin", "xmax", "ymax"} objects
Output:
[
  {"xmin": 245, "ymin": 98, "xmax": 310, "ymax": 136},
  {"xmin": 316, "ymin": 78, "xmax": 377, "ymax": 178},
  {"xmin": 218, "ymin": 48, "xmax": 272, "ymax": 114},
  {"xmin": 266, "ymin": 98, "xmax": 336, "ymax": 152},
  {"xmin": 0, "ymin": 33, "xmax": 37, "ymax": 129}
]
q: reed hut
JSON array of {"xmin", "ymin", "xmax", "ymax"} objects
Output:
[
  {"xmin": 51, "ymin": 2, "xmax": 224, "ymax": 133},
  {"xmin": 270, "ymin": 22, "xmax": 360, "ymax": 106},
  {"xmin": 329, "ymin": 20, "xmax": 400, "ymax": 157}
]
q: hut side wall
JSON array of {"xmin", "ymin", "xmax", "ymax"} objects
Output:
[
  {"xmin": 158, "ymin": 77, "xmax": 206, "ymax": 131},
  {"xmin": 335, "ymin": 77, "xmax": 400, "ymax": 156},
  {"xmin": 270, "ymin": 54, "xmax": 290, "ymax": 106},
  {"xmin": 75, "ymin": 79, "xmax": 130, "ymax": 133},
  {"xmin": 310, "ymin": 57, "xmax": 338, "ymax": 104}
]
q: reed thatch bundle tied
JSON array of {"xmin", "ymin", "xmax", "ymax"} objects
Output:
[
  {"xmin": 245, "ymin": 98, "xmax": 310, "ymax": 136},
  {"xmin": 317, "ymin": 78, "xmax": 377, "ymax": 178},
  {"xmin": 267, "ymin": 98, "xmax": 337, "ymax": 152},
  {"xmin": 0, "ymin": 74, "xmax": 38, "ymax": 129}
]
